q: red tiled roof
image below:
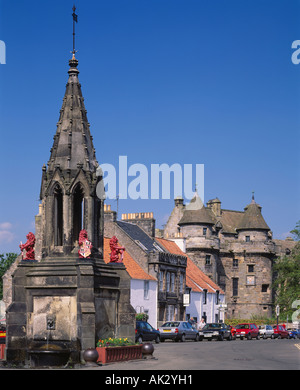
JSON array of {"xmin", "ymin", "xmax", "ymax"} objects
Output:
[
  {"xmin": 103, "ymin": 237, "xmax": 156, "ymax": 281},
  {"xmin": 155, "ymin": 237, "xmax": 224, "ymax": 294},
  {"xmin": 186, "ymin": 275, "xmax": 202, "ymax": 293}
]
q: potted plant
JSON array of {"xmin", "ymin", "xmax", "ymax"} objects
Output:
[
  {"xmin": 135, "ymin": 312, "xmax": 149, "ymax": 321},
  {"xmin": 96, "ymin": 337, "xmax": 143, "ymax": 364}
]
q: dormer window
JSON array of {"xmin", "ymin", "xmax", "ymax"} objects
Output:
[
  {"xmin": 135, "ymin": 240, "xmax": 148, "ymax": 251},
  {"xmin": 153, "ymin": 242, "xmax": 164, "ymax": 252}
]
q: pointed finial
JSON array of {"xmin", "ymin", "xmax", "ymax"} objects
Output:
[
  {"xmin": 72, "ymin": 4, "xmax": 78, "ymax": 56},
  {"xmin": 251, "ymin": 191, "xmax": 256, "ymax": 204}
]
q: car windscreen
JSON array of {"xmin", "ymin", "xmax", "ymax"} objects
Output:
[
  {"xmin": 203, "ymin": 323, "xmax": 221, "ymax": 330},
  {"xmin": 235, "ymin": 324, "xmax": 249, "ymax": 329},
  {"xmin": 161, "ymin": 322, "xmax": 180, "ymax": 327}
]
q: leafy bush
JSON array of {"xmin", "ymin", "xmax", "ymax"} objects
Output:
[
  {"xmin": 225, "ymin": 317, "xmax": 276, "ymax": 327},
  {"xmin": 0, "ymin": 253, "xmax": 18, "ymax": 300}
]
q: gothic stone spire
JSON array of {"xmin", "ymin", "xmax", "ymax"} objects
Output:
[
  {"xmin": 46, "ymin": 55, "xmax": 98, "ymax": 176},
  {"xmin": 38, "ymin": 55, "xmax": 103, "ymax": 259}
]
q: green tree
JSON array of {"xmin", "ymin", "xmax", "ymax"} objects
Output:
[
  {"xmin": 273, "ymin": 234, "xmax": 300, "ymax": 321},
  {"xmin": 0, "ymin": 253, "xmax": 18, "ymax": 300},
  {"xmin": 290, "ymin": 220, "xmax": 300, "ymax": 241}
]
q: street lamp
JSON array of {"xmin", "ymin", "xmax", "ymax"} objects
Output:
[{"xmin": 276, "ymin": 305, "xmax": 280, "ymax": 326}]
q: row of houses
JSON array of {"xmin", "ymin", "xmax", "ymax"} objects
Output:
[{"xmin": 103, "ymin": 204, "xmax": 225, "ymax": 328}]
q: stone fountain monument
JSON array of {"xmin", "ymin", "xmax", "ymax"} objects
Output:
[{"xmin": 5, "ymin": 43, "xmax": 135, "ymax": 366}]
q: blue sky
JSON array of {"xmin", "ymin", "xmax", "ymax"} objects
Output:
[{"xmin": 0, "ymin": 0, "xmax": 299, "ymax": 253}]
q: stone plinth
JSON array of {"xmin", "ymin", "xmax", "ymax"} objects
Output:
[{"xmin": 5, "ymin": 257, "xmax": 135, "ymax": 366}]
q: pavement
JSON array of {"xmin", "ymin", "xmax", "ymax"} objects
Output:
[{"xmin": 1, "ymin": 338, "xmax": 299, "ymax": 372}]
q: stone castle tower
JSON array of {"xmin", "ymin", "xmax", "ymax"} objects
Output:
[{"xmin": 164, "ymin": 191, "xmax": 280, "ymax": 319}]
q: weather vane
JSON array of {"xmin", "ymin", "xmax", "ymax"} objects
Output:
[{"xmin": 72, "ymin": 4, "xmax": 78, "ymax": 55}]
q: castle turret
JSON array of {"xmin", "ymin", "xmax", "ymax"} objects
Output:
[
  {"xmin": 236, "ymin": 194, "xmax": 270, "ymax": 242},
  {"xmin": 226, "ymin": 194, "xmax": 274, "ymax": 318},
  {"xmin": 177, "ymin": 190, "xmax": 219, "ymax": 282}
]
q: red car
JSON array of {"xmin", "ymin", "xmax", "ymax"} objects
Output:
[
  {"xmin": 273, "ymin": 325, "xmax": 289, "ymax": 339},
  {"xmin": 235, "ymin": 323, "xmax": 260, "ymax": 340}
]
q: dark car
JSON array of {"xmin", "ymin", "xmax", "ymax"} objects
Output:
[
  {"xmin": 287, "ymin": 328, "xmax": 300, "ymax": 339},
  {"xmin": 158, "ymin": 321, "xmax": 200, "ymax": 342},
  {"xmin": 235, "ymin": 323, "xmax": 260, "ymax": 340},
  {"xmin": 199, "ymin": 323, "xmax": 232, "ymax": 341},
  {"xmin": 135, "ymin": 321, "xmax": 160, "ymax": 343},
  {"xmin": 273, "ymin": 325, "xmax": 289, "ymax": 339}
]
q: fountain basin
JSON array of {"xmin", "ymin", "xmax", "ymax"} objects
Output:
[
  {"xmin": 28, "ymin": 349, "xmax": 70, "ymax": 367},
  {"xmin": 28, "ymin": 344, "xmax": 70, "ymax": 367}
]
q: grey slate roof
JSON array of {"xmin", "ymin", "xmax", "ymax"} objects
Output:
[
  {"xmin": 116, "ymin": 221, "xmax": 165, "ymax": 252},
  {"xmin": 176, "ymin": 194, "xmax": 270, "ymax": 233},
  {"xmin": 178, "ymin": 208, "xmax": 215, "ymax": 225},
  {"xmin": 236, "ymin": 200, "xmax": 270, "ymax": 231},
  {"xmin": 178, "ymin": 190, "xmax": 215, "ymax": 225}
]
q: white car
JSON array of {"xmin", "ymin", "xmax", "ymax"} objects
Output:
[{"xmin": 259, "ymin": 325, "xmax": 274, "ymax": 339}]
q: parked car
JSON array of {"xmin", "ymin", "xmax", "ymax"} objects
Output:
[
  {"xmin": 199, "ymin": 323, "xmax": 232, "ymax": 341},
  {"xmin": 287, "ymin": 328, "xmax": 300, "ymax": 339},
  {"xmin": 158, "ymin": 321, "xmax": 200, "ymax": 342},
  {"xmin": 135, "ymin": 321, "xmax": 161, "ymax": 343},
  {"xmin": 273, "ymin": 325, "xmax": 289, "ymax": 339},
  {"xmin": 259, "ymin": 325, "xmax": 274, "ymax": 339},
  {"xmin": 235, "ymin": 323, "xmax": 260, "ymax": 340}
]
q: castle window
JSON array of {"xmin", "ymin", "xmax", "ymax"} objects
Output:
[
  {"xmin": 233, "ymin": 259, "xmax": 238, "ymax": 268},
  {"xmin": 248, "ymin": 264, "xmax": 254, "ymax": 273},
  {"xmin": 245, "ymin": 235, "xmax": 250, "ymax": 242},
  {"xmin": 232, "ymin": 278, "xmax": 238, "ymax": 296},
  {"xmin": 205, "ymin": 255, "xmax": 211, "ymax": 265},
  {"xmin": 262, "ymin": 284, "xmax": 269, "ymax": 293},
  {"xmin": 203, "ymin": 227, "xmax": 207, "ymax": 236}
]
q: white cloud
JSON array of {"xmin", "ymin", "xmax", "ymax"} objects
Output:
[
  {"xmin": 0, "ymin": 230, "xmax": 15, "ymax": 243},
  {"xmin": 0, "ymin": 222, "xmax": 15, "ymax": 244},
  {"xmin": 0, "ymin": 222, "xmax": 13, "ymax": 230}
]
